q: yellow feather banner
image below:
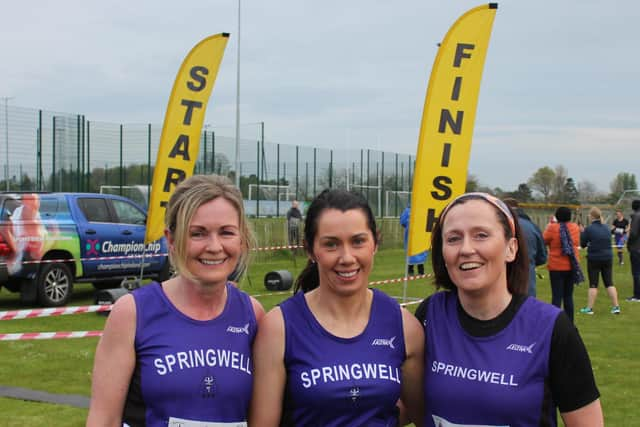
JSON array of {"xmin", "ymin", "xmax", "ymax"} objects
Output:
[
  {"xmin": 408, "ymin": 4, "xmax": 497, "ymax": 256},
  {"xmin": 145, "ymin": 33, "xmax": 229, "ymax": 244}
]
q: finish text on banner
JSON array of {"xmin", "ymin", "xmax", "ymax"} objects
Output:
[
  {"xmin": 408, "ymin": 4, "xmax": 497, "ymax": 256},
  {"xmin": 145, "ymin": 33, "xmax": 229, "ymax": 244}
]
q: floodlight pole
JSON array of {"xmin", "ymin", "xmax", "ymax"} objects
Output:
[
  {"xmin": 3, "ymin": 97, "xmax": 13, "ymax": 191},
  {"xmin": 234, "ymin": 0, "xmax": 241, "ymax": 188}
]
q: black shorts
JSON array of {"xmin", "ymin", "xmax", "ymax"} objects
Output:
[{"xmin": 587, "ymin": 259, "xmax": 613, "ymax": 288}]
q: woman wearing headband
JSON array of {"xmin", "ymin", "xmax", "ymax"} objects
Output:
[{"xmin": 415, "ymin": 192, "xmax": 602, "ymax": 426}]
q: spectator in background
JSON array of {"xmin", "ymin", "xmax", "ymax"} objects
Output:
[
  {"xmin": 543, "ymin": 206, "xmax": 584, "ymax": 323},
  {"xmin": 579, "ymin": 207, "xmax": 620, "ymax": 315},
  {"xmin": 627, "ymin": 200, "xmax": 640, "ymax": 302},
  {"xmin": 504, "ymin": 198, "xmax": 547, "ymax": 297},
  {"xmin": 611, "ymin": 209, "xmax": 629, "ymax": 265},
  {"xmin": 286, "ymin": 200, "xmax": 303, "ymax": 249},
  {"xmin": 400, "ymin": 202, "xmax": 428, "ymax": 276}
]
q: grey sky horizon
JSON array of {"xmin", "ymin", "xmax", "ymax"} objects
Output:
[{"xmin": 2, "ymin": 0, "xmax": 638, "ymax": 194}]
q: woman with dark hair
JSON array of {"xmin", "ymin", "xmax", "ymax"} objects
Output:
[
  {"xmin": 415, "ymin": 193, "xmax": 602, "ymax": 426},
  {"xmin": 543, "ymin": 206, "xmax": 583, "ymax": 322},
  {"xmin": 250, "ymin": 189, "xmax": 424, "ymax": 427}
]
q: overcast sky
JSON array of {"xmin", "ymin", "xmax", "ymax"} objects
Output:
[{"xmin": 1, "ymin": 0, "xmax": 638, "ymax": 192}]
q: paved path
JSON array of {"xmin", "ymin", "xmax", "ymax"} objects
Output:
[{"xmin": 0, "ymin": 385, "xmax": 89, "ymax": 408}]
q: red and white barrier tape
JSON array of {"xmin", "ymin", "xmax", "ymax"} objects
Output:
[
  {"xmin": 254, "ymin": 244, "xmax": 303, "ymax": 251},
  {"xmin": 400, "ymin": 299, "xmax": 424, "ymax": 307},
  {"xmin": 0, "ymin": 274, "xmax": 430, "ymax": 339},
  {"xmin": 251, "ymin": 291, "xmax": 290, "ymax": 298},
  {"xmin": 0, "ymin": 300, "xmax": 425, "ymax": 340},
  {"xmin": 0, "ymin": 274, "xmax": 429, "ymax": 321},
  {"xmin": 0, "ymin": 305, "xmax": 112, "ymax": 321},
  {"xmin": 368, "ymin": 273, "xmax": 431, "ymax": 286},
  {"xmin": 0, "ymin": 330, "xmax": 103, "ymax": 341}
]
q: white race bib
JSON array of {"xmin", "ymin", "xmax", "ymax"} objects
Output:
[{"xmin": 168, "ymin": 417, "xmax": 247, "ymax": 427}]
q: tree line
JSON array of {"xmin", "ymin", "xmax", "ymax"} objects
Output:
[{"xmin": 466, "ymin": 165, "xmax": 638, "ymax": 205}]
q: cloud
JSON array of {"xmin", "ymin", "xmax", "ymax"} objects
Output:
[
  {"xmin": 1, "ymin": 1, "xmax": 639, "ymax": 193},
  {"xmin": 469, "ymin": 125, "xmax": 640, "ymax": 190}
]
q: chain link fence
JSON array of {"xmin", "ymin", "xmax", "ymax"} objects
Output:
[{"xmin": 1, "ymin": 105, "xmax": 415, "ymax": 219}]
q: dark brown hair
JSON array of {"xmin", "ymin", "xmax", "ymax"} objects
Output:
[
  {"xmin": 294, "ymin": 189, "xmax": 378, "ymax": 293},
  {"xmin": 430, "ymin": 194, "xmax": 530, "ymax": 296}
]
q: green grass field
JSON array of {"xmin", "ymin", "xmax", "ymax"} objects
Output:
[{"xmin": 0, "ymin": 248, "xmax": 638, "ymax": 426}]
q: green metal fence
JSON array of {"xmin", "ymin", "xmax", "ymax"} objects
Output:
[{"xmin": 1, "ymin": 105, "xmax": 415, "ymax": 217}]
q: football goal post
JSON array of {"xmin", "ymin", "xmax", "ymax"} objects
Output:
[
  {"xmin": 350, "ymin": 184, "xmax": 382, "ymax": 217},
  {"xmin": 614, "ymin": 189, "xmax": 640, "ymax": 210},
  {"xmin": 248, "ymin": 184, "xmax": 295, "ymax": 201},
  {"xmin": 384, "ymin": 190, "xmax": 411, "ymax": 218}
]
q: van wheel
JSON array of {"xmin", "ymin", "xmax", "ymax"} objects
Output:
[{"xmin": 37, "ymin": 263, "xmax": 73, "ymax": 307}]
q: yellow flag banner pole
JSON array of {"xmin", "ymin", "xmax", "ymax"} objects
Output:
[
  {"xmin": 145, "ymin": 33, "xmax": 230, "ymax": 244},
  {"xmin": 407, "ymin": 4, "xmax": 497, "ymax": 256}
]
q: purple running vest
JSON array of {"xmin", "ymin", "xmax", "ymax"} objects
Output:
[
  {"xmin": 123, "ymin": 282, "xmax": 256, "ymax": 426},
  {"xmin": 424, "ymin": 292, "xmax": 561, "ymax": 427},
  {"xmin": 280, "ymin": 289, "xmax": 405, "ymax": 427}
]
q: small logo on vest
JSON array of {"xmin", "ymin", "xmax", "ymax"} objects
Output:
[
  {"xmin": 506, "ymin": 342, "xmax": 536, "ymax": 354},
  {"xmin": 349, "ymin": 387, "xmax": 360, "ymax": 402},
  {"xmin": 226, "ymin": 323, "xmax": 250, "ymax": 335},
  {"xmin": 202, "ymin": 375, "xmax": 216, "ymax": 398},
  {"xmin": 371, "ymin": 336, "xmax": 395, "ymax": 349}
]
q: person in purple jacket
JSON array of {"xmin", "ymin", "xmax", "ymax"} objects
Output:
[
  {"xmin": 87, "ymin": 175, "xmax": 264, "ymax": 427},
  {"xmin": 415, "ymin": 192, "xmax": 602, "ymax": 427},
  {"xmin": 250, "ymin": 189, "xmax": 424, "ymax": 427}
]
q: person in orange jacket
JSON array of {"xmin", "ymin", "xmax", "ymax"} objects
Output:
[{"xmin": 543, "ymin": 206, "xmax": 583, "ymax": 322}]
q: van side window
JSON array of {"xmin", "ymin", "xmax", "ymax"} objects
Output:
[
  {"xmin": 112, "ymin": 199, "xmax": 146, "ymax": 225},
  {"xmin": 38, "ymin": 198, "xmax": 58, "ymax": 218},
  {"xmin": 78, "ymin": 198, "xmax": 112, "ymax": 223},
  {"xmin": 39, "ymin": 197, "xmax": 70, "ymax": 218},
  {"xmin": 0, "ymin": 198, "xmax": 20, "ymax": 221}
]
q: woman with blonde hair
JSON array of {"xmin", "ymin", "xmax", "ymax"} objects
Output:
[
  {"xmin": 579, "ymin": 206, "xmax": 620, "ymax": 314},
  {"xmin": 88, "ymin": 174, "xmax": 264, "ymax": 426}
]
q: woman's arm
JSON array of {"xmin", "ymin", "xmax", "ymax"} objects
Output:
[
  {"xmin": 86, "ymin": 294, "xmax": 137, "ymax": 426},
  {"xmin": 249, "ymin": 296, "xmax": 265, "ymax": 323},
  {"xmin": 561, "ymin": 399, "xmax": 603, "ymax": 427},
  {"xmin": 549, "ymin": 314, "xmax": 603, "ymax": 427},
  {"xmin": 248, "ymin": 307, "xmax": 287, "ymax": 427},
  {"xmin": 398, "ymin": 308, "xmax": 425, "ymax": 427},
  {"xmin": 579, "ymin": 225, "xmax": 587, "ymax": 248}
]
